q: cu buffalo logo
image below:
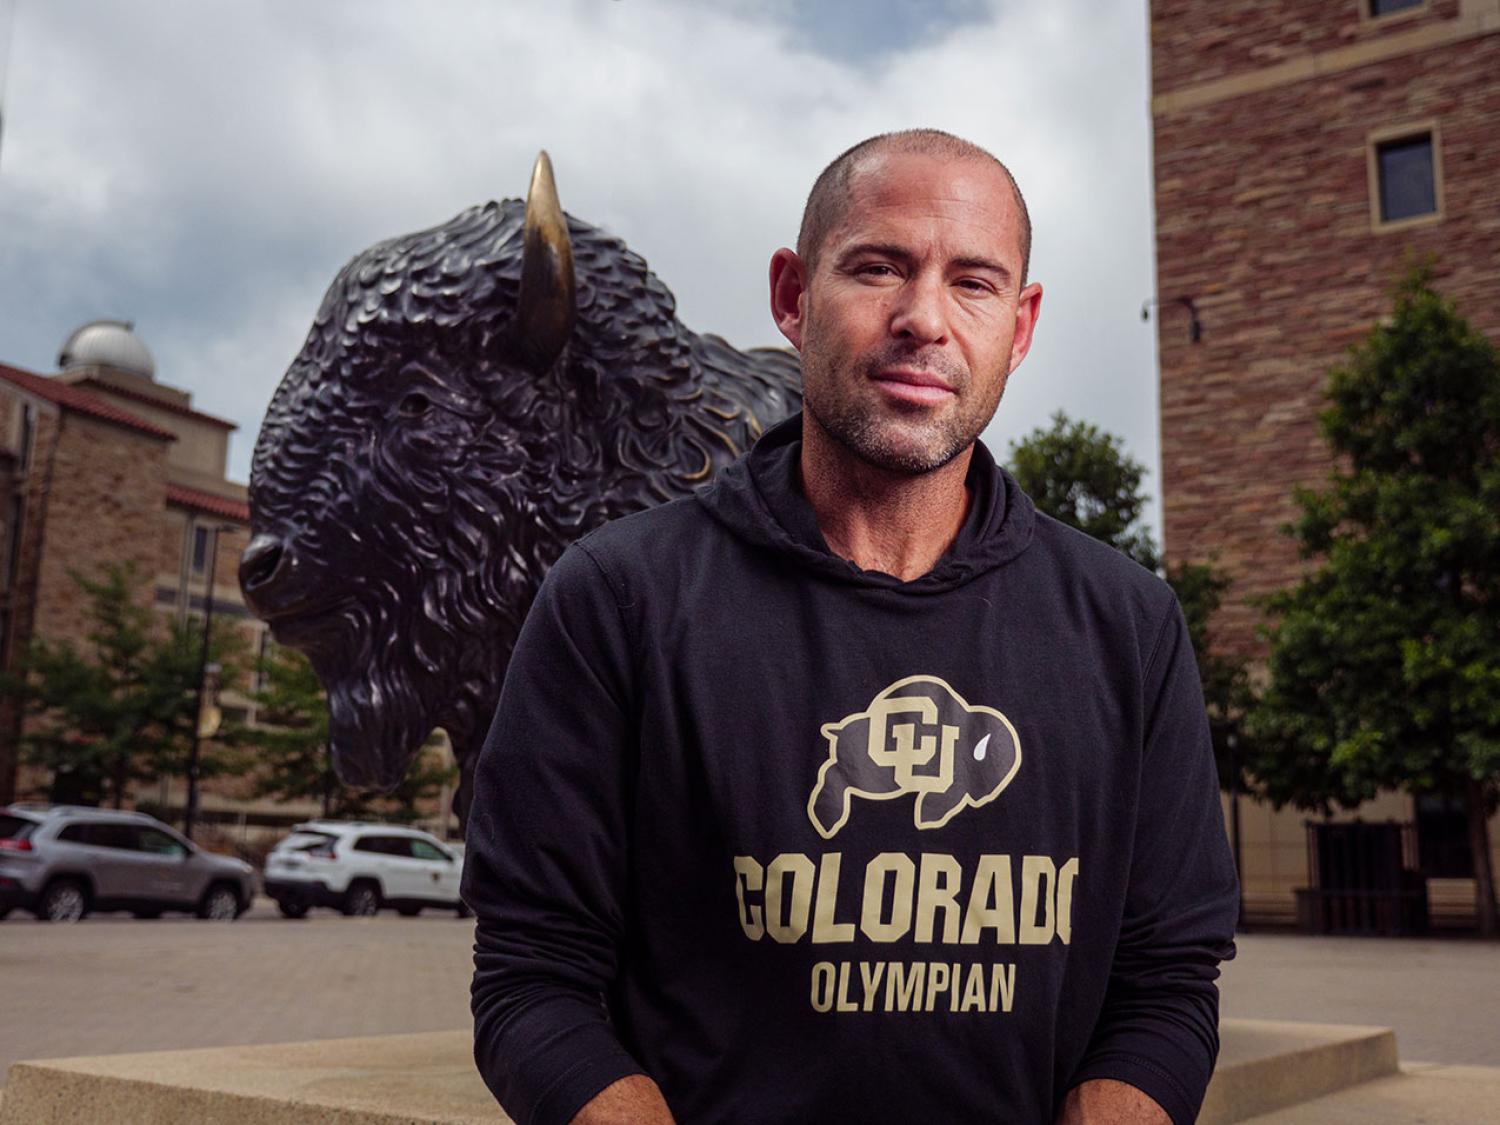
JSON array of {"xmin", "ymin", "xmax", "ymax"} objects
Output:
[{"xmin": 808, "ymin": 676, "xmax": 1021, "ymax": 840}]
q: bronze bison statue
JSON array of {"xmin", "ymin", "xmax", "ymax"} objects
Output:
[{"xmin": 241, "ymin": 154, "xmax": 801, "ymax": 824}]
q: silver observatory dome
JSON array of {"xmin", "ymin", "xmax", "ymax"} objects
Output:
[{"xmin": 57, "ymin": 319, "xmax": 156, "ymax": 380}]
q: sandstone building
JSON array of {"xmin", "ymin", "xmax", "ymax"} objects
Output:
[
  {"xmin": 1151, "ymin": 0, "xmax": 1500, "ymax": 925},
  {"xmin": 0, "ymin": 321, "xmax": 459, "ymax": 840},
  {"xmin": 0, "ymin": 320, "xmax": 259, "ymax": 813}
]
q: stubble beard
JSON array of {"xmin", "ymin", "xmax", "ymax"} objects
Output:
[{"xmin": 802, "ymin": 340, "xmax": 1007, "ymax": 476}]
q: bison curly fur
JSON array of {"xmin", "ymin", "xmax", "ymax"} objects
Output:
[{"xmin": 248, "ymin": 199, "xmax": 800, "ymax": 821}]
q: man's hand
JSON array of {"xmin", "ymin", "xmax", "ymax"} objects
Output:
[
  {"xmin": 1055, "ymin": 1079, "xmax": 1170, "ymax": 1125},
  {"xmin": 569, "ymin": 1075, "xmax": 677, "ymax": 1125}
]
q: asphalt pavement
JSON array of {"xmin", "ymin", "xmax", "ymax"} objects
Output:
[
  {"xmin": 0, "ymin": 897, "xmax": 475, "ymax": 1084},
  {"xmin": 1218, "ymin": 930, "xmax": 1500, "ymax": 1068},
  {"xmin": 2, "ymin": 903, "xmax": 1497, "ymax": 1089}
]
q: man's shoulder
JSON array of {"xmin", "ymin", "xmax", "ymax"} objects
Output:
[
  {"xmin": 565, "ymin": 495, "xmax": 719, "ymax": 587},
  {"xmin": 1025, "ymin": 511, "xmax": 1177, "ymax": 618},
  {"xmin": 578, "ymin": 495, "xmax": 712, "ymax": 554}
]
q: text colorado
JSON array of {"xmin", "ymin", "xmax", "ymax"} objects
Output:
[{"xmin": 733, "ymin": 852, "xmax": 1079, "ymax": 946}]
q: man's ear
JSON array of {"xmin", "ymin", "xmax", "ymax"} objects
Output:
[
  {"xmin": 1008, "ymin": 281, "xmax": 1044, "ymax": 374},
  {"xmin": 769, "ymin": 247, "xmax": 807, "ymax": 350}
]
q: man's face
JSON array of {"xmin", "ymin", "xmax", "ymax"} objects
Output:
[{"xmin": 775, "ymin": 152, "xmax": 1042, "ymax": 474}]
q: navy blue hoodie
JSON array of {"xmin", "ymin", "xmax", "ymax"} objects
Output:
[{"xmin": 465, "ymin": 415, "xmax": 1238, "ymax": 1125}]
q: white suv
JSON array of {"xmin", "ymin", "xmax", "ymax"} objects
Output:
[{"xmin": 262, "ymin": 821, "xmax": 467, "ymax": 919}]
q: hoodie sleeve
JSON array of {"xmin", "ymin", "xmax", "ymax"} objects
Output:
[
  {"xmin": 463, "ymin": 542, "xmax": 647, "ymax": 1125},
  {"xmin": 1066, "ymin": 601, "xmax": 1240, "ymax": 1125}
]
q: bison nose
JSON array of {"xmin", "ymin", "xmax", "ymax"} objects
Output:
[{"xmin": 239, "ymin": 533, "xmax": 287, "ymax": 599}]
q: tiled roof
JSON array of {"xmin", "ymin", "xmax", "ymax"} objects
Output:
[
  {"xmin": 166, "ymin": 482, "xmax": 250, "ymax": 523},
  {"xmin": 0, "ymin": 362, "xmax": 177, "ymax": 442},
  {"xmin": 72, "ymin": 376, "xmax": 238, "ymax": 430}
]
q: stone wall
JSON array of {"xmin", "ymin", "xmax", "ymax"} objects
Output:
[
  {"xmin": 0, "ymin": 401, "xmax": 60, "ymax": 804},
  {"xmin": 1151, "ymin": 0, "xmax": 1463, "ymax": 95},
  {"xmin": 1153, "ymin": 27, "xmax": 1500, "ymax": 659},
  {"xmin": 30, "ymin": 414, "xmax": 171, "ymax": 647}
]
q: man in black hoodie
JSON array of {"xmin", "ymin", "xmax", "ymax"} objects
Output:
[{"xmin": 465, "ymin": 129, "xmax": 1239, "ymax": 1125}]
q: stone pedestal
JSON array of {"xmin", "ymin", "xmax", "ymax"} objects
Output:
[
  {"xmin": 0, "ymin": 1031, "xmax": 508, "ymax": 1124},
  {"xmin": 0, "ymin": 1019, "xmax": 1399, "ymax": 1124}
]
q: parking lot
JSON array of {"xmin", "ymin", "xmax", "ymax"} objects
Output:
[
  {"xmin": 0, "ymin": 899, "xmax": 475, "ymax": 1083},
  {"xmin": 2, "ymin": 911, "xmax": 1497, "ymax": 1089}
]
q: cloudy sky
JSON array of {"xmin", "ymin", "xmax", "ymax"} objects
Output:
[{"xmin": 0, "ymin": 0, "xmax": 1164, "ymax": 529}]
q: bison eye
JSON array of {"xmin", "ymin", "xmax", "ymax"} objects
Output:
[{"xmin": 398, "ymin": 391, "xmax": 432, "ymax": 419}]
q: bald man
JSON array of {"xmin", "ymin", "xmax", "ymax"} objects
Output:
[{"xmin": 466, "ymin": 129, "xmax": 1238, "ymax": 1125}]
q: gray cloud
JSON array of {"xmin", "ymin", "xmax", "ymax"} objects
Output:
[{"xmin": 0, "ymin": 0, "xmax": 1162, "ymax": 534}]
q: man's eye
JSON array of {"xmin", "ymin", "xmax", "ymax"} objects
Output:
[
  {"xmin": 857, "ymin": 264, "xmax": 897, "ymax": 279},
  {"xmin": 956, "ymin": 278, "xmax": 994, "ymax": 294}
]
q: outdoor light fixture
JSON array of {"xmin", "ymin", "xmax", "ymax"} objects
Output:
[
  {"xmin": 1141, "ymin": 295, "xmax": 1203, "ymax": 344},
  {"xmin": 184, "ymin": 523, "xmax": 240, "ymax": 840}
]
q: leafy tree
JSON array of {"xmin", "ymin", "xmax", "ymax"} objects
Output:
[
  {"xmin": 240, "ymin": 643, "xmax": 339, "ymax": 816},
  {"xmin": 4, "ymin": 564, "xmax": 246, "ymax": 808},
  {"xmin": 1168, "ymin": 561, "xmax": 1258, "ymax": 793},
  {"xmin": 1249, "ymin": 267, "xmax": 1500, "ymax": 936},
  {"xmin": 1007, "ymin": 413, "xmax": 1253, "ymax": 790},
  {"xmin": 1008, "ymin": 412, "xmax": 1160, "ymax": 570},
  {"xmin": 243, "ymin": 643, "xmax": 458, "ymax": 824},
  {"xmin": 384, "ymin": 739, "xmax": 462, "ymax": 826}
]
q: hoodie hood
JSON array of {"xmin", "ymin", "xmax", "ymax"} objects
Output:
[{"xmin": 697, "ymin": 412, "xmax": 1035, "ymax": 595}]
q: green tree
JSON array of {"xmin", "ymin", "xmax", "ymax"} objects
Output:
[
  {"xmin": 382, "ymin": 740, "xmax": 461, "ymax": 826},
  {"xmin": 1008, "ymin": 412, "xmax": 1159, "ymax": 570},
  {"xmin": 5, "ymin": 564, "xmax": 245, "ymax": 808},
  {"xmin": 1249, "ymin": 268, "xmax": 1500, "ymax": 936},
  {"xmin": 243, "ymin": 644, "xmax": 458, "ymax": 824},
  {"xmin": 1007, "ymin": 413, "xmax": 1253, "ymax": 790},
  {"xmin": 241, "ymin": 643, "xmax": 339, "ymax": 817}
]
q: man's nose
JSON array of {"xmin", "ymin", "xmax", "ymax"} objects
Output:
[{"xmin": 888, "ymin": 275, "xmax": 948, "ymax": 345}]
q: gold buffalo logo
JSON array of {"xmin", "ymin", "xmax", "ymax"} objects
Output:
[{"xmin": 808, "ymin": 676, "xmax": 1021, "ymax": 839}]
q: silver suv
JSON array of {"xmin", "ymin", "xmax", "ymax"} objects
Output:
[
  {"xmin": 263, "ymin": 821, "xmax": 467, "ymax": 918},
  {"xmin": 0, "ymin": 804, "xmax": 255, "ymax": 923}
]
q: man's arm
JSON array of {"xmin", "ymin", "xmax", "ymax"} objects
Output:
[
  {"xmin": 1056, "ymin": 1079, "xmax": 1169, "ymax": 1125},
  {"xmin": 1064, "ymin": 602, "xmax": 1239, "ymax": 1125},
  {"xmin": 570, "ymin": 1076, "xmax": 676, "ymax": 1125},
  {"xmin": 464, "ymin": 543, "xmax": 660, "ymax": 1125}
]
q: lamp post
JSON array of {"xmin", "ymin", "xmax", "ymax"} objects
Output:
[
  {"xmin": 183, "ymin": 523, "xmax": 235, "ymax": 840},
  {"xmin": 1228, "ymin": 731, "xmax": 1245, "ymax": 931},
  {"xmin": 1140, "ymin": 295, "xmax": 1203, "ymax": 344}
]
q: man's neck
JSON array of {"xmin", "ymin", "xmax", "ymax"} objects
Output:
[{"xmin": 799, "ymin": 418, "xmax": 974, "ymax": 582}]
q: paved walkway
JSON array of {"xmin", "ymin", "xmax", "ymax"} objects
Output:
[
  {"xmin": 1218, "ymin": 931, "xmax": 1500, "ymax": 1067},
  {"xmin": 0, "ymin": 900, "xmax": 475, "ymax": 1083},
  {"xmin": 1, "ymin": 905, "xmax": 1496, "ymax": 1087}
]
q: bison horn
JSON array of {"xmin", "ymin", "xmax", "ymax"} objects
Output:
[{"xmin": 514, "ymin": 150, "xmax": 576, "ymax": 372}]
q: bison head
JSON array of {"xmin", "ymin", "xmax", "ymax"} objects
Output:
[{"xmin": 241, "ymin": 154, "xmax": 798, "ymax": 815}]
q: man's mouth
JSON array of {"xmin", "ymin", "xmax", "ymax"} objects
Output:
[{"xmin": 871, "ymin": 367, "xmax": 957, "ymax": 406}]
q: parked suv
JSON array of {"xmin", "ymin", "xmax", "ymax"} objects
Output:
[
  {"xmin": 0, "ymin": 804, "xmax": 255, "ymax": 923},
  {"xmin": 263, "ymin": 821, "xmax": 467, "ymax": 918}
]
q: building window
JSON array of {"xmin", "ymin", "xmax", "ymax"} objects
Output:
[
  {"xmin": 1415, "ymin": 795, "xmax": 1472, "ymax": 878},
  {"xmin": 1367, "ymin": 124, "xmax": 1442, "ymax": 231},
  {"xmin": 18, "ymin": 404, "xmax": 35, "ymax": 472},
  {"xmin": 191, "ymin": 526, "xmax": 210, "ymax": 574},
  {"xmin": 1377, "ymin": 135, "xmax": 1436, "ymax": 221},
  {"xmin": 1368, "ymin": 0, "xmax": 1424, "ymax": 17},
  {"xmin": 2, "ymin": 493, "xmax": 22, "ymax": 593}
]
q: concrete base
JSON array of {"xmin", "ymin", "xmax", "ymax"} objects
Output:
[
  {"xmin": 0, "ymin": 1019, "xmax": 1400, "ymax": 1124},
  {"xmin": 1240, "ymin": 1060, "xmax": 1500, "ymax": 1123},
  {"xmin": 0, "ymin": 1031, "xmax": 508, "ymax": 1125},
  {"xmin": 1199, "ymin": 1019, "xmax": 1397, "ymax": 1124}
]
